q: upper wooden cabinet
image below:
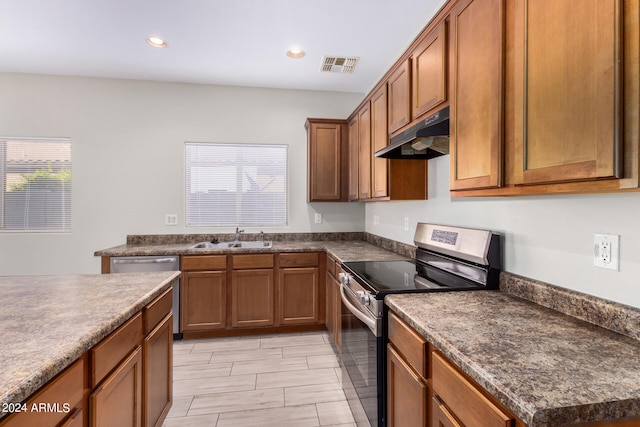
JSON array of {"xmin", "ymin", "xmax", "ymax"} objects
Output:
[
  {"xmin": 513, "ymin": 0, "xmax": 622, "ymax": 186},
  {"xmin": 357, "ymin": 103, "xmax": 372, "ymax": 200},
  {"xmin": 449, "ymin": 0, "xmax": 505, "ymax": 191},
  {"xmin": 388, "ymin": 59, "xmax": 411, "ymax": 134},
  {"xmin": 411, "ymin": 20, "xmax": 448, "ymax": 120},
  {"xmin": 306, "ymin": 118, "xmax": 349, "ymax": 202},
  {"xmin": 371, "ymin": 86, "xmax": 389, "ymax": 199},
  {"xmin": 348, "ymin": 116, "xmax": 360, "ymax": 201}
]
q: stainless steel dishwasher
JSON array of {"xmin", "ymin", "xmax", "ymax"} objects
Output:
[{"xmin": 110, "ymin": 255, "xmax": 182, "ymax": 339}]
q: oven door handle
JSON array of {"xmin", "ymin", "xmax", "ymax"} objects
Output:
[{"xmin": 340, "ymin": 283, "xmax": 377, "ymax": 333}]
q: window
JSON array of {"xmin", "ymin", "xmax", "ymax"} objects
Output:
[
  {"xmin": 185, "ymin": 143, "xmax": 287, "ymax": 227},
  {"xmin": 0, "ymin": 137, "xmax": 71, "ymax": 232}
]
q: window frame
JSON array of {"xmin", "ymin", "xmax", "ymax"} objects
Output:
[{"xmin": 184, "ymin": 142, "xmax": 289, "ymax": 228}]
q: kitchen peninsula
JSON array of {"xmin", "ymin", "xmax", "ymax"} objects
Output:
[{"xmin": 0, "ymin": 271, "xmax": 179, "ymax": 426}]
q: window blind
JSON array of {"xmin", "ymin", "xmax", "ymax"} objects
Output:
[
  {"xmin": 185, "ymin": 143, "xmax": 287, "ymax": 227},
  {"xmin": 0, "ymin": 138, "xmax": 72, "ymax": 232}
]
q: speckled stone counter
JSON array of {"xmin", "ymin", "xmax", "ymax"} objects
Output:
[
  {"xmin": 386, "ymin": 291, "xmax": 640, "ymax": 427},
  {"xmin": 94, "ymin": 232, "xmax": 412, "ymax": 263},
  {"xmin": 0, "ymin": 271, "xmax": 180, "ymax": 418}
]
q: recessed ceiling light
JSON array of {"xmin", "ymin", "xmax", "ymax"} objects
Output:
[
  {"xmin": 146, "ymin": 37, "xmax": 168, "ymax": 48},
  {"xmin": 286, "ymin": 48, "xmax": 305, "ymax": 59}
]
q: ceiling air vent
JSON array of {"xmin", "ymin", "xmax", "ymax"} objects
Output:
[{"xmin": 321, "ymin": 56, "xmax": 359, "ymax": 73}]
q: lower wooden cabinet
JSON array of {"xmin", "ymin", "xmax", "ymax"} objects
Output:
[
  {"xmin": 181, "ymin": 252, "xmax": 325, "ymax": 337},
  {"xmin": 231, "ymin": 269, "xmax": 275, "ymax": 328},
  {"xmin": 324, "ymin": 255, "xmax": 341, "ymax": 350},
  {"xmin": 0, "ymin": 286, "xmax": 175, "ymax": 427},
  {"xmin": 279, "ymin": 267, "xmax": 319, "ymax": 325},
  {"xmin": 90, "ymin": 347, "xmax": 143, "ymax": 427},
  {"xmin": 181, "ymin": 271, "xmax": 226, "ymax": 331},
  {"xmin": 387, "ymin": 345, "xmax": 427, "ymax": 427},
  {"xmin": 143, "ymin": 314, "xmax": 172, "ymax": 427},
  {"xmin": 432, "ymin": 396, "xmax": 462, "ymax": 427}
]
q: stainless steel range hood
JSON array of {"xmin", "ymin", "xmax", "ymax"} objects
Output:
[{"xmin": 375, "ymin": 106, "xmax": 449, "ymax": 159}]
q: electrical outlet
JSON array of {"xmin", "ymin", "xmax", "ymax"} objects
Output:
[
  {"xmin": 165, "ymin": 214, "xmax": 178, "ymax": 226},
  {"xmin": 404, "ymin": 217, "xmax": 409, "ymax": 231},
  {"xmin": 373, "ymin": 215, "xmax": 380, "ymax": 226},
  {"xmin": 314, "ymin": 213, "xmax": 322, "ymax": 224},
  {"xmin": 594, "ymin": 234, "xmax": 619, "ymax": 271}
]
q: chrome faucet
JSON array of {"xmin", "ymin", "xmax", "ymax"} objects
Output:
[
  {"xmin": 234, "ymin": 227, "xmax": 244, "ymax": 242},
  {"xmin": 259, "ymin": 231, "xmax": 264, "ymax": 242}
]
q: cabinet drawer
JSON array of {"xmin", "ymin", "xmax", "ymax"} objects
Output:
[
  {"xmin": 0, "ymin": 358, "xmax": 84, "ymax": 427},
  {"xmin": 279, "ymin": 252, "xmax": 319, "ymax": 268},
  {"xmin": 181, "ymin": 255, "xmax": 227, "ymax": 271},
  {"xmin": 145, "ymin": 287, "xmax": 172, "ymax": 335},
  {"xmin": 432, "ymin": 351, "xmax": 513, "ymax": 427},
  {"xmin": 91, "ymin": 312, "xmax": 143, "ymax": 387},
  {"xmin": 232, "ymin": 254, "xmax": 274, "ymax": 269},
  {"xmin": 326, "ymin": 256, "xmax": 336, "ymax": 277},
  {"xmin": 387, "ymin": 311, "xmax": 427, "ymax": 378}
]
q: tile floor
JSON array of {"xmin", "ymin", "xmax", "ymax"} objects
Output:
[{"xmin": 162, "ymin": 331, "xmax": 356, "ymax": 427}]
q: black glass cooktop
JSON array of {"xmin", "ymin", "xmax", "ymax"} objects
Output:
[{"xmin": 342, "ymin": 259, "xmax": 485, "ymax": 297}]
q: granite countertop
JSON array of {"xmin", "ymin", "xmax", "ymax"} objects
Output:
[
  {"xmin": 0, "ymin": 271, "xmax": 180, "ymax": 417},
  {"xmin": 386, "ymin": 291, "xmax": 640, "ymax": 427},
  {"xmin": 94, "ymin": 238, "xmax": 410, "ymax": 264}
]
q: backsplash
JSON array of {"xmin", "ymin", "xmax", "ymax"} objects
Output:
[{"xmin": 126, "ymin": 232, "xmax": 365, "ymax": 245}]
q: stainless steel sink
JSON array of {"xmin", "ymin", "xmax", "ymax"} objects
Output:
[{"xmin": 190, "ymin": 241, "xmax": 272, "ymax": 249}]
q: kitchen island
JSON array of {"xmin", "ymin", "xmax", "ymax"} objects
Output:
[
  {"xmin": 386, "ymin": 289, "xmax": 640, "ymax": 427},
  {"xmin": 0, "ymin": 271, "xmax": 179, "ymax": 424}
]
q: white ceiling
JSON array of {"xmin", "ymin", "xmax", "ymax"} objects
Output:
[{"xmin": 0, "ymin": 0, "xmax": 446, "ymax": 94}]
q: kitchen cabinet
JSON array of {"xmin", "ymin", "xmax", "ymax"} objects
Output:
[
  {"xmin": 306, "ymin": 118, "xmax": 349, "ymax": 202},
  {"xmin": 371, "ymin": 86, "xmax": 389, "ymax": 199},
  {"xmin": 0, "ymin": 358, "xmax": 85, "ymax": 427},
  {"xmin": 142, "ymin": 288, "xmax": 173, "ymax": 427},
  {"xmin": 325, "ymin": 255, "xmax": 341, "ymax": 351},
  {"xmin": 180, "ymin": 252, "xmax": 327, "ymax": 338},
  {"xmin": 347, "ymin": 116, "xmax": 360, "ymax": 201},
  {"xmin": 0, "ymin": 286, "xmax": 174, "ymax": 427},
  {"xmin": 451, "ymin": 0, "xmax": 640, "ymax": 196},
  {"xmin": 91, "ymin": 347, "xmax": 143, "ymax": 427},
  {"xmin": 231, "ymin": 254, "xmax": 275, "ymax": 328},
  {"xmin": 278, "ymin": 252, "xmax": 321, "ymax": 326},
  {"xmin": 432, "ymin": 351, "xmax": 514, "ymax": 427},
  {"xmin": 411, "ymin": 20, "xmax": 447, "ymax": 120},
  {"xmin": 387, "ymin": 311, "xmax": 428, "ymax": 427},
  {"xmin": 387, "ymin": 59, "xmax": 411, "ymax": 134},
  {"xmin": 357, "ymin": 102, "xmax": 372, "ymax": 200},
  {"xmin": 512, "ymin": 0, "xmax": 621, "ymax": 186},
  {"xmin": 181, "ymin": 255, "xmax": 227, "ymax": 332},
  {"xmin": 449, "ymin": 0, "xmax": 505, "ymax": 191},
  {"xmin": 348, "ymin": 93, "xmax": 428, "ymax": 202}
]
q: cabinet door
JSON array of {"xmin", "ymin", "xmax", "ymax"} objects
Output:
[
  {"xmin": 388, "ymin": 59, "xmax": 411, "ymax": 133},
  {"xmin": 450, "ymin": 0, "xmax": 505, "ymax": 191},
  {"xmin": 357, "ymin": 103, "xmax": 372, "ymax": 200},
  {"xmin": 279, "ymin": 267, "xmax": 319, "ymax": 325},
  {"xmin": 371, "ymin": 86, "xmax": 389, "ymax": 199},
  {"xmin": 513, "ymin": 0, "xmax": 622, "ymax": 185},
  {"xmin": 143, "ymin": 314, "xmax": 172, "ymax": 427},
  {"xmin": 181, "ymin": 271, "xmax": 226, "ymax": 331},
  {"xmin": 307, "ymin": 119, "xmax": 347, "ymax": 202},
  {"xmin": 231, "ymin": 269, "xmax": 274, "ymax": 327},
  {"xmin": 91, "ymin": 347, "xmax": 143, "ymax": 427},
  {"xmin": 412, "ymin": 20, "xmax": 447, "ymax": 119},
  {"xmin": 348, "ymin": 116, "xmax": 360, "ymax": 201},
  {"xmin": 432, "ymin": 397, "xmax": 462, "ymax": 427},
  {"xmin": 387, "ymin": 345, "xmax": 427, "ymax": 427}
]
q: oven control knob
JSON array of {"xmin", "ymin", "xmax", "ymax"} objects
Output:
[
  {"xmin": 356, "ymin": 291, "xmax": 371, "ymax": 306},
  {"xmin": 338, "ymin": 272, "xmax": 351, "ymax": 285}
]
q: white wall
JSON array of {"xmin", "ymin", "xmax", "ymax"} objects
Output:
[
  {"xmin": 366, "ymin": 155, "xmax": 640, "ymax": 308},
  {"xmin": 0, "ymin": 73, "xmax": 365, "ymax": 275}
]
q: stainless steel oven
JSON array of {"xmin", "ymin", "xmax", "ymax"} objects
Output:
[
  {"xmin": 339, "ymin": 223, "xmax": 501, "ymax": 427},
  {"xmin": 340, "ymin": 274, "xmax": 384, "ymax": 427}
]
